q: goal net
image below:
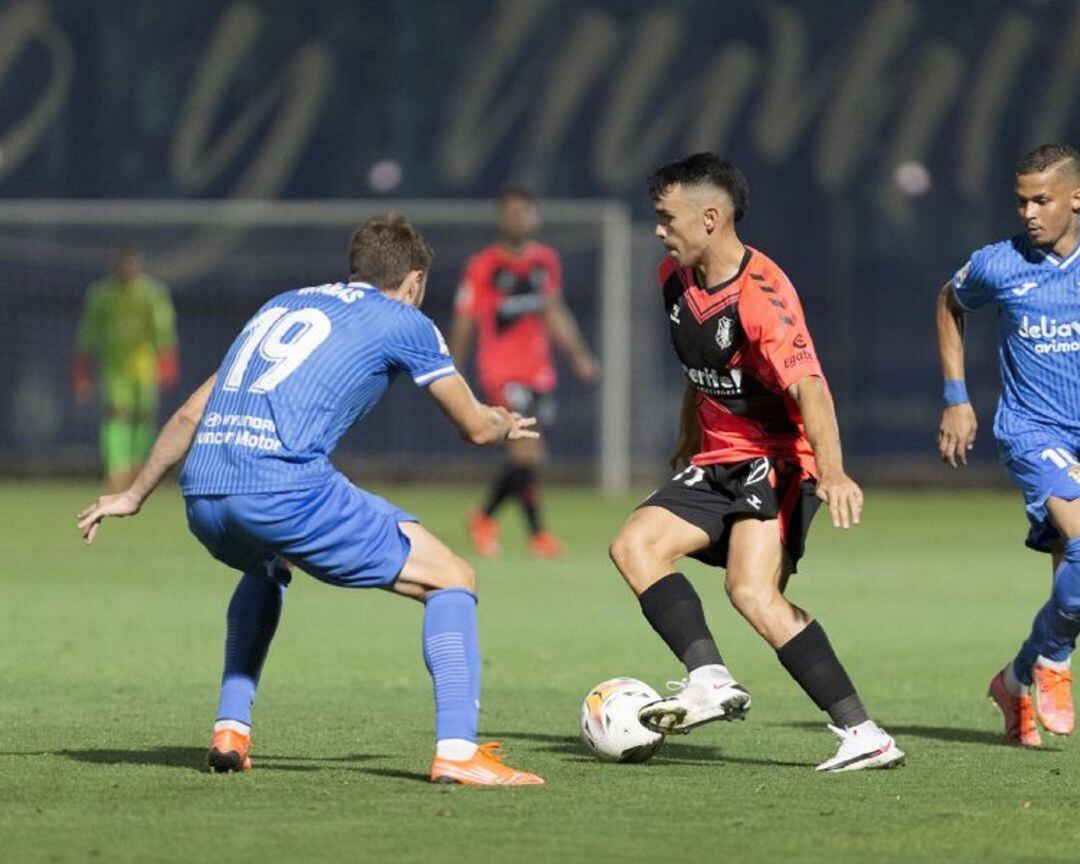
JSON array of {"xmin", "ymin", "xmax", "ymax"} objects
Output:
[{"xmin": 0, "ymin": 199, "xmax": 637, "ymax": 492}]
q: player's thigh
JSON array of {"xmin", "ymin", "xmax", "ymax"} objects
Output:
[
  {"xmin": 609, "ymin": 505, "xmax": 711, "ymax": 593},
  {"xmin": 131, "ymin": 378, "xmax": 159, "ymax": 420},
  {"xmin": 1047, "ymin": 496, "xmax": 1080, "ymax": 541},
  {"xmin": 102, "ymin": 374, "xmax": 137, "ymax": 419},
  {"xmin": 1004, "ymin": 442, "xmax": 1080, "ymax": 550},
  {"xmin": 724, "ymin": 517, "xmax": 787, "ymax": 603},
  {"xmin": 507, "ymin": 435, "xmax": 544, "ymax": 466},
  {"xmin": 224, "ymin": 479, "xmax": 418, "ymax": 590},
  {"xmin": 392, "ymin": 522, "xmax": 475, "ymax": 599}
]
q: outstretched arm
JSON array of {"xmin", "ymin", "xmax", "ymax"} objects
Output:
[
  {"xmin": 936, "ymin": 281, "xmax": 977, "ymax": 468},
  {"xmin": 426, "ymin": 373, "xmax": 538, "ymax": 446},
  {"xmin": 543, "ymin": 295, "xmax": 598, "ymax": 382},
  {"xmin": 789, "ymin": 375, "xmax": 862, "ymax": 529},
  {"xmin": 77, "ymin": 374, "xmax": 217, "ymax": 544}
]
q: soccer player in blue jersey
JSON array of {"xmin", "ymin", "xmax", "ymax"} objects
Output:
[
  {"xmin": 77, "ymin": 216, "xmax": 544, "ymax": 785},
  {"xmin": 937, "ymin": 143, "xmax": 1080, "ymax": 747}
]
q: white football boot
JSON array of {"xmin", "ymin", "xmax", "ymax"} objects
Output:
[
  {"xmin": 638, "ymin": 669, "xmax": 751, "ymax": 734},
  {"xmin": 815, "ymin": 720, "xmax": 905, "ymax": 773}
]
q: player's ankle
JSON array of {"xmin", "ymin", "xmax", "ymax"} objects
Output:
[
  {"xmin": 214, "ymin": 719, "xmax": 251, "ymax": 736},
  {"xmin": 689, "ymin": 663, "xmax": 733, "ymax": 684},
  {"xmin": 436, "ymin": 738, "xmax": 478, "ymax": 760}
]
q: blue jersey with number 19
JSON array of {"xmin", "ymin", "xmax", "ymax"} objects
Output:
[
  {"xmin": 180, "ymin": 282, "xmax": 456, "ymax": 495},
  {"xmin": 952, "ymin": 234, "xmax": 1080, "ymax": 445}
]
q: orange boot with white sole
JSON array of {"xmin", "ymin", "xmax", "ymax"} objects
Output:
[{"xmin": 430, "ymin": 742, "xmax": 544, "ymax": 786}]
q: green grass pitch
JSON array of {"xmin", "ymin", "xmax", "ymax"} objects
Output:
[{"xmin": 4, "ymin": 481, "xmax": 1080, "ymax": 863}]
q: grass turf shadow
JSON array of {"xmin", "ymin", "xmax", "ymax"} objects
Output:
[
  {"xmin": 485, "ymin": 730, "xmax": 814, "ymax": 768},
  {"xmin": 780, "ymin": 720, "xmax": 1064, "ymax": 751},
  {"xmin": 54, "ymin": 747, "xmax": 385, "ymax": 772}
]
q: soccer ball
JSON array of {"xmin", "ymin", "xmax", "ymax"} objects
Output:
[{"xmin": 580, "ymin": 677, "xmax": 664, "ymax": 763}]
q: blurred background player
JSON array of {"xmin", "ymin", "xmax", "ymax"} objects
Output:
[
  {"xmin": 451, "ymin": 186, "xmax": 598, "ymax": 559},
  {"xmin": 937, "ymin": 143, "xmax": 1080, "ymax": 747},
  {"xmin": 610, "ymin": 153, "xmax": 903, "ymax": 772},
  {"xmin": 76, "ymin": 216, "xmax": 543, "ymax": 786},
  {"xmin": 71, "ymin": 247, "xmax": 180, "ymax": 490}
]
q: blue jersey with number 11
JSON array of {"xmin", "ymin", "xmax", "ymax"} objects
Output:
[
  {"xmin": 952, "ymin": 235, "xmax": 1080, "ymax": 443},
  {"xmin": 180, "ymin": 283, "xmax": 456, "ymax": 495}
]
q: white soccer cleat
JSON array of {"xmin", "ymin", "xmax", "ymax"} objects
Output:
[
  {"xmin": 637, "ymin": 674, "xmax": 751, "ymax": 734},
  {"xmin": 815, "ymin": 721, "xmax": 905, "ymax": 773}
]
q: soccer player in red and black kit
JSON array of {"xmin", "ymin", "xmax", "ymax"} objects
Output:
[
  {"xmin": 610, "ymin": 153, "xmax": 904, "ymax": 772},
  {"xmin": 451, "ymin": 186, "xmax": 598, "ymax": 558}
]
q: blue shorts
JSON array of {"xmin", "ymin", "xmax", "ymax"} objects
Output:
[
  {"xmin": 185, "ymin": 473, "xmax": 418, "ymax": 588},
  {"xmin": 1000, "ymin": 435, "xmax": 1080, "ymax": 553}
]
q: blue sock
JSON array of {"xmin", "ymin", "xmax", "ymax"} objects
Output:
[
  {"xmin": 423, "ymin": 588, "xmax": 480, "ymax": 742},
  {"xmin": 1013, "ymin": 537, "xmax": 1080, "ymax": 684},
  {"xmin": 217, "ymin": 568, "xmax": 287, "ymax": 725}
]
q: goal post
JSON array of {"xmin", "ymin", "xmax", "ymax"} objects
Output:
[{"xmin": 0, "ymin": 198, "xmax": 633, "ymax": 493}]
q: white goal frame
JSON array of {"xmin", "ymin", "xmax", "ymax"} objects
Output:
[{"xmin": 0, "ymin": 199, "xmax": 632, "ymax": 493}]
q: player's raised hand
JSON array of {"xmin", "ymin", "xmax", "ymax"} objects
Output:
[
  {"xmin": 816, "ymin": 471, "xmax": 863, "ymax": 529},
  {"xmin": 77, "ymin": 490, "xmax": 142, "ymax": 545},
  {"xmin": 938, "ymin": 403, "xmax": 977, "ymax": 468}
]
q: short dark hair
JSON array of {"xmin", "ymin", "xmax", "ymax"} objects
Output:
[
  {"xmin": 348, "ymin": 215, "xmax": 433, "ymax": 290},
  {"xmin": 1017, "ymin": 143, "xmax": 1080, "ymax": 178},
  {"xmin": 647, "ymin": 152, "xmax": 749, "ymax": 222},
  {"xmin": 499, "ymin": 183, "xmax": 534, "ymax": 203}
]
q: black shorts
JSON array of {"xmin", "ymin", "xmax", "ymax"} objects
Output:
[
  {"xmin": 638, "ymin": 457, "xmax": 820, "ymax": 570},
  {"xmin": 486, "ymin": 382, "xmax": 557, "ymax": 428}
]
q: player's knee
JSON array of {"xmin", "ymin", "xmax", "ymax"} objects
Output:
[
  {"xmin": 440, "ymin": 555, "xmax": 476, "ymax": 593},
  {"xmin": 724, "ymin": 578, "xmax": 777, "ymax": 621},
  {"xmin": 609, "ymin": 530, "xmax": 648, "ymax": 576}
]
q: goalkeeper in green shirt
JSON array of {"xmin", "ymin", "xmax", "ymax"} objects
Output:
[{"xmin": 72, "ymin": 248, "xmax": 180, "ymax": 490}]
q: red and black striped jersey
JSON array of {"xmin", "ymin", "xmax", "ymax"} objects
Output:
[{"xmin": 660, "ymin": 247, "xmax": 825, "ymax": 477}]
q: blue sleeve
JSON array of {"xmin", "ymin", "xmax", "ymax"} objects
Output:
[
  {"xmin": 386, "ymin": 308, "xmax": 457, "ymax": 387},
  {"xmin": 951, "ymin": 249, "xmax": 995, "ymax": 311}
]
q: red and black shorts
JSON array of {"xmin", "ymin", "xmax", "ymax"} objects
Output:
[
  {"xmin": 638, "ymin": 457, "xmax": 820, "ymax": 570},
  {"xmin": 486, "ymin": 381, "xmax": 556, "ymax": 428}
]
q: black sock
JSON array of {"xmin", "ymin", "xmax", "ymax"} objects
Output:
[
  {"xmin": 518, "ymin": 466, "xmax": 543, "ymax": 534},
  {"xmin": 639, "ymin": 573, "xmax": 724, "ymax": 672},
  {"xmin": 483, "ymin": 465, "xmax": 524, "ymax": 516},
  {"xmin": 776, "ymin": 620, "xmax": 869, "ymax": 728}
]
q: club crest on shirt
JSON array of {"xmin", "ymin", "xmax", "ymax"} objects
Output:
[
  {"xmin": 1069, "ymin": 465, "xmax": 1080, "ymax": 486},
  {"xmin": 716, "ymin": 317, "xmax": 734, "ymax": 349}
]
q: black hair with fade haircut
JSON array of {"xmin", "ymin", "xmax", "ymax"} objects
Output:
[
  {"xmin": 647, "ymin": 152, "xmax": 750, "ymax": 222},
  {"xmin": 499, "ymin": 183, "xmax": 535, "ymax": 202},
  {"xmin": 1017, "ymin": 143, "xmax": 1080, "ymax": 179}
]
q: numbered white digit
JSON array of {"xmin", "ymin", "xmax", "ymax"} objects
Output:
[
  {"xmin": 222, "ymin": 306, "xmax": 332, "ymax": 394},
  {"xmin": 250, "ymin": 309, "xmax": 333, "ymax": 393},
  {"xmin": 1041, "ymin": 448, "xmax": 1079, "ymax": 470},
  {"xmin": 222, "ymin": 307, "xmax": 288, "ymax": 392},
  {"xmin": 673, "ymin": 466, "xmax": 706, "ymax": 486}
]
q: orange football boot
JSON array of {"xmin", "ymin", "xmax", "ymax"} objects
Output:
[
  {"xmin": 1033, "ymin": 661, "xmax": 1074, "ymax": 736},
  {"xmin": 207, "ymin": 723, "xmax": 252, "ymax": 773},
  {"xmin": 988, "ymin": 668, "xmax": 1041, "ymax": 747},
  {"xmin": 430, "ymin": 742, "xmax": 544, "ymax": 786},
  {"xmin": 528, "ymin": 531, "xmax": 564, "ymax": 559},
  {"xmin": 467, "ymin": 511, "xmax": 501, "ymax": 558}
]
